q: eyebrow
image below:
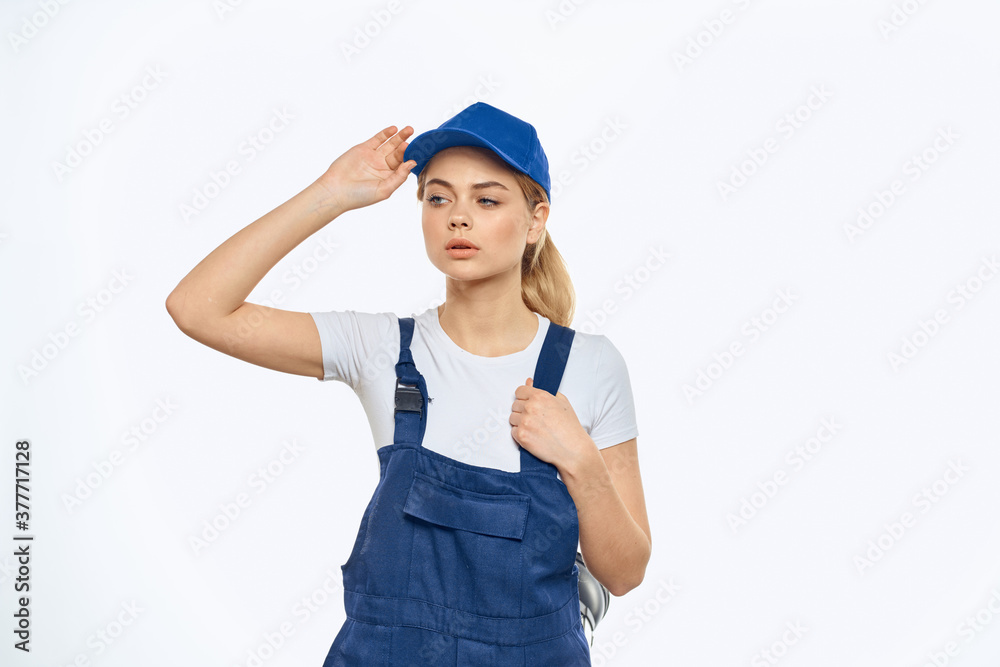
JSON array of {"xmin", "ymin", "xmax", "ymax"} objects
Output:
[{"xmin": 425, "ymin": 178, "xmax": 509, "ymax": 191}]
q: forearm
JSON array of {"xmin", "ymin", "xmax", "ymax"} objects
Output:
[
  {"xmin": 166, "ymin": 179, "xmax": 346, "ymax": 327},
  {"xmin": 559, "ymin": 438, "xmax": 651, "ymax": 597}
]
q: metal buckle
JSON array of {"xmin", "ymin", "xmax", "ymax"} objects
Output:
[{"xmin": 394, "ymin": 379, "xmax": 423, "ymax": 418}]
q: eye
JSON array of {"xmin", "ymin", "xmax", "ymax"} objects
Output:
[
  {"xmin": 426, "ymin": 194, "xmax": 447, "ymax": 206},
  {"xmin": 478, "ymin": 197, "xmax": 499, "ymax": 207}
]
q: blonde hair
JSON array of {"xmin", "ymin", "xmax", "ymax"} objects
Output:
[{"xmin": 416, "ymin": 157, "xmax": 576, "ymax": 327}]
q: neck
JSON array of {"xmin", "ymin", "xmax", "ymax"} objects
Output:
[{"xmin": 437, "ymin": 275, "xmax": 538, "ymax": 357}]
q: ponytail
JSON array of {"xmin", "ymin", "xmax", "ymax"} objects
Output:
[{"xmin": 511, "ymin": 170, "xmax": 576, "ymax": 327}]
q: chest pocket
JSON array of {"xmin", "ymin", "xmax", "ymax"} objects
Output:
[
  {"xmin": 402, "ymin": 471, "xmax": 531, "ymax": 617},
  {"xmin": 403, "ymin": 472, "xmax": 530, "ymax": 539}
]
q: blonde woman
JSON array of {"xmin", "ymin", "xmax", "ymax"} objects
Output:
[{"xmin": 166, "ymin": 102, "xmax": 651, "ymax": 666}]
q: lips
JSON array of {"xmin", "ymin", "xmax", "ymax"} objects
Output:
[{"xmin": 446, "ymin": 238, "xmax": 479, "ymax": 250}]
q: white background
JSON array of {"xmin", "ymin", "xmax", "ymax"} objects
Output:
[{"xmin": 3, "ymin": 1, "xmax": 1000, "ymax": 665}]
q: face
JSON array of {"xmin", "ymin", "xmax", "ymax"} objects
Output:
[{"xmin": 420, "ymin": 146, "xmax": 547, "ymax": 284}]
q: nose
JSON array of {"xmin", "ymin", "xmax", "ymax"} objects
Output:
[{"xmin": 448, "ymin": 204, "xmax": 472, "ymax": 229}]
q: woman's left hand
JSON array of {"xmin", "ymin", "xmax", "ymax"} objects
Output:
[{"xmin": 509, "ymin": 377, "xmax": 593, "ymax": 471}]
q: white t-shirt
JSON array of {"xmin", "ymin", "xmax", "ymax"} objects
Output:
[{"xmin": 309, "ymin": 306, "xmax": 639, "ymax": 473}]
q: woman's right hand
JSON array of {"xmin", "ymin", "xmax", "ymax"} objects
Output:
[{"xmin": 315, "ymin": 125, "xmax": 417, "ymax": 213}]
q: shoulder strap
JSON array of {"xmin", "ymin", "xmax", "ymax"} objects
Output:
[
  {"xmin": 520, "ymin": 321, "xmax": 576, "ymax": 474},
  {"xmin": 393, "ymin": 316, "xmax": 577, "ymax": 476},
  {"xmin": 393, "ymin": 317, "xmax": 429, "ymax": 445}
]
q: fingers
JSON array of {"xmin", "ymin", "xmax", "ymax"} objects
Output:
[
  {"xmin": 375, "ymin": 157, "xmax": 416, "ymax": 198},
  {"xmin": 364, "ymin": 126, "xmax": 398, "ymax": 150},
  {"xmin": 362, "ymin": 125, "xmax": 415, "ymax": 172},
  {"xmin": 384, "ymin": 136, "xmax": 413, "ymax": 171},
  {"xmin": 384, "ymin": 125, "xmax": 414, "ymax": 164},
  {"xmin": 370, "ymin": 125, "xmax": 414, "ymax": 152},
  {"xmin": 393, "ymin": 125, "xmax": 415, "ymax": 145}
]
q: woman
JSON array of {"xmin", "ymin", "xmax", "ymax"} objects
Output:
[{"xmin": 166, "ymin": 102, "xmax": 651, "ymax": 665}]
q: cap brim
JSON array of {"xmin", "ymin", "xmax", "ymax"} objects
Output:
[{"xmin": 404, "ymin": 128, "xmax": 523, "ymax": 179}]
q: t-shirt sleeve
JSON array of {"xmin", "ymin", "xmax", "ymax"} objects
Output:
[
  {"xmin": 308, "ymin": 310, "xmax": 397, "ymax": 389},
  {"xmin": 589, "ymin": 336, "xmax": 640, "ymax": 450}
]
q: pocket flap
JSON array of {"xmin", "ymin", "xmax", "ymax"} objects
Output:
[{"xmin": 402, "ymin": 472, "xmax": 530, "ymax": 540}]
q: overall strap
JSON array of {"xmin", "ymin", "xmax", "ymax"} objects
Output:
[
  {"xmin": 393, "ymin": 317, "xmax": 429, "ymax": 445},
  {"xmin": 520, "ymin": 321, "xmax": 576, "ymax": 475},
  {"xmin": 393, "ymin": 316, "xmax": 577, "ymax": 473}
]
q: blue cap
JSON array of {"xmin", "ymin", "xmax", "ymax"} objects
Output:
[{"xmin": 404, "ymin": 102, "xmax": 551, "ymax": 200}]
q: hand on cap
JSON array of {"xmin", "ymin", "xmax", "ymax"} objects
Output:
[{"xmin": 316, "ymin": 125, "xmax": 418, "ymax": 212}]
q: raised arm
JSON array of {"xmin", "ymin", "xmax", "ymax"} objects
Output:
[{"xmin": 165, "ymin": 125, "xmax": 416, "ymax": 378}]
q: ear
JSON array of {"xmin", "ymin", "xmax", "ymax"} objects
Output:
[{"xmin": 526, "ymin": 201, "xmax": 549, "ymax": 245}]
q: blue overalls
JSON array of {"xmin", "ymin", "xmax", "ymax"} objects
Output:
[{"xmin": 322, "ymin": 316, "xmax": 591, "ymax": 666}]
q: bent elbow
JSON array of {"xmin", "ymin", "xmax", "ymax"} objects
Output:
[
  {"xmin": 165, "ymin": 289, "xmax": 207, "ymax": 336},
  {"xmin": 165, "ymin": 291, "xmax": 190, "ymax": 332},
  {"xmin": 606, "ymin": 541, "xmax": 652, "ymax": 597},
  {"xmin": 607, "ymin": 571, "xmax": 645, "ymax": 598}
]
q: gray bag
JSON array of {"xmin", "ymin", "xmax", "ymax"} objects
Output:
[{"xmin": 576, "ymin": 551, "xmax": 610, "ymax": 645}]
